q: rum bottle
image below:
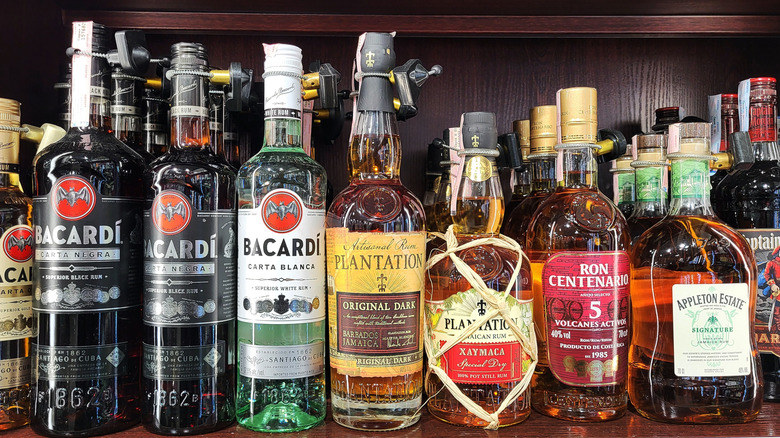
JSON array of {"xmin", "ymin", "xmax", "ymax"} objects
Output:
[
  {"xmin": 526, "ymin": 87, "xmax": 631, "ymax": 421},
  {"xmin": 629, "ymin": 122, "xmax": 762, "ymax": 422},
  {"xmin": 423, "ymin": 138, "xmax": 444, "ymax": 232},
  {"xmin": 326, "ymin": 32, "xmax": 426, "ymax": 430},
  {"xmin": 31, "ymin": 21, "xmax": 145, "ymax": 436},
  {"xmin": 426, "ymin": 112, "xmax": 534, "ymax": 427},
  {"xmin": 502, "ymin": 119, "xmax": 530, "ymax": 226},
  {"xmin": 709, "ymin": 93, "xmax": 738, "ymax": 195},
  {"xmin": 610, "ymin": 142, "xmax": 635, "ymax": 218},
  {"xmin": 716, "ymin": 77, "xmax": 780, "ymax": 401},
  {"xmin": 111, "ymin": 67, "xmax": 154, "ymax": 163},
  {"xmin": 142, "ymin": 89, "xmax": 169, "ymax": 157},
  {"xmin": 0, "ymin": 98, "xmax": 32, "ymax": 431},
  {"xmin": 504, "ymin": 105, "xmax": 558, "ymax": 247},
  {"xmin": 432, "ymin": 128, "xmax": 459, "ymax": 233},
  {"xmin": 142, "ymin": 42, "xmax": 236, "ymax": 434},
  {"xmin": 626, "ymin": 134, "xmax": 668, "ymax": 242},
  {"xmin": 236, "ymin": 43, "xmax": 326, "ymax": 432}
]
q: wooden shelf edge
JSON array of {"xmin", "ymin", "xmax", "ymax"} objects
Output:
[{"xmin": 60, "ymin": 11, "xmax": 780, "ymax": 36}]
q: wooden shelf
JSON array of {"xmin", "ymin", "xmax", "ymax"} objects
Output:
[{"xmin": 6, "ymin": 403, "xmax": 780, "ymax": 437}]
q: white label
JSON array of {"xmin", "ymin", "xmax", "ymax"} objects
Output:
[
  {"xmin": 672, "ymin": 283, "xmax": 751, "ymax": 377},
  {"xmin": 143, "ymin": 123, "xmax": 164, "ymax": 132},
  {"xmin": 171, "ymin": 106, "xmax": 208, "ymax": 118},
  {"xmin": 264, "ymin": 72, "xmax": 301, "ymax": 119},
  {"xmin": 209, "ymin": 122, "xmax": 223, "ymax": 131},
  {"xmin": 70, "ymin": 21, "xmax": 93, "ymax": 128},
  {"xmin": 237, "ymin": 189, "xmax": 325, "ymax": 324},
  {"xmin": 0, "ymin": 357, "xmax": 30, "ymax": 389},
  {"xmin": 239, "ymin": 342, "xmax": 324, "ymax": 379},
  {"xmin": 223, "ymin": 132, "xmax": 238, "ymax": 141},
  {"xmin": 738, "ymin": 79, "xmax": 751, "ymax": 132},
  {"xmin": 708, "ymin": 94, "xmax": 721, "ymax": 153},
  {"xmin": 111, "ymin": 105, "xmax": 141, "ymax": 115}
]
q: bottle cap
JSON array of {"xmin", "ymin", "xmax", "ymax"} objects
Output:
[
  {"xmin": 263, "ymin": 43, "xmax": 303, "ymax": 75},
  {"xmin": 498, "ymin": 133, "xmax": 523, "ymax": 169},
  {"xmin": 359, "ymin": 32, "xmax": 395, "ymax": 73},
  {"xmin": 513, "ymin": 119, "xmax": 530, "ymax": 160},
  {"xmin": 635, "ymin": 134, "xmax": 666, "ymax": 161},
  {"xmin": 0, "ymin": 98, "xmax": 21, "ymax": 126},
  {"xmin": 461, "ymin": 112, "xmax": 497, "ymax": 152},
  {"xmin": 558, "ymin": 87, "xmax": 597, "ymax": 143},
  {"xmin": 530, "ymin": 105, "xmax": 557, "ymax": 154},
  {"xmin": 668, "ymin": 122, "xmax": 710, "ymax": 155},
  {"xmin": 170, "ymin": 42, "xmax": 209, "ymax": 69}
]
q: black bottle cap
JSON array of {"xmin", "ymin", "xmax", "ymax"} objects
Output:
[
  {"xmin": 427, "ymin": 139, "xmax": 445, "ymax": 173},
  {"xmin": 91, "ymin": 23, "xmax": 110, "ymax": 54},
  {"xmin": 498, "ymin": 133, "xmax": 523, "ymax": 169},
  {"xmin": 356, "ymin": 32, "xmax": 395, "ymax": 113},
  {"xmin": 461, "ymin": 112, "xmax": 497, "ymax": 153},
  {"xmin": 729, "ymin": 131, "xmax": 755, "ymax": 171},
  {"xmin": 596, "ymin": 128, "xmax": 627, "ymax": 163}
]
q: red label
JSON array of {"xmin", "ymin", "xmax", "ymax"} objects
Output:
[
  {"xmin": 542, "ymin": 251, "xmax": 630, "ymax": 386},
  {"xmin": 261, "ymin": 189, "xmax": 303, "ymax": 233},
  {"xmin": 749, "ymin": 104, "xmax": 778, "ymax": 143},
  {"xmin": 440, "ymin": 340, "xmax": 527, "ymax": 384},
  {"xmin": 152, "ymin": 190, "xmax": 192, "ymax": 235},
  {"xmin": 336, "ymin": 291, "xmax": 419, "ymax": 355},
  {"xmin": 3, "ymin": 225, "xmax": 33, "ymax": 263},
  {"xmin": 52, "ymin": 176, "xmax": 96, "ymax": 221}
]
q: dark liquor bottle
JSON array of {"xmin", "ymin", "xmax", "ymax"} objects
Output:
[
  {"xmin": 610, "ymin": 142, "xmax": 635, "ymax": 218},
  {"xmin": 220, "ymin": 108, "xmax": 241, "ymax": 169},
  {"xmin": 502, "ymin": 118, "xmax": 531, "ymax": 225},
  {"xmin": 423, "ymin": 138, "xmax": 444, "ymax": 232},
  {"xmin": 236, "ymin": 43, "xmax": 327, "ymax": 432},
  {"xmin": 0, "ymin": 98, "xmax": 33, "ymax": 431},
  {"xmin": 432, "ymin": 128, "xmax": 460, "ymax": 233},
  {"xmin": 326, "ymin": 32, "xmax": 426, "ymax": 430},
  {"xmin": 504, "ymin": 105, "xmax": 557, "ymax": 247},
  {"xmin": 31, "ymin": 21, "xmax": 145, "ymax": 436},
  {"xmin": 629, "ymin": 122, "xmax": 762, "ymax": 422},
  {"xmin": 54, "ymin": 63, "xmax": 71, "ymax": 130},
  {"xmin": 651, "ymin": 106, "xmax": 681, "ymax": 133},
  {"xmin": 142, "ymin": 42, "xmax": 236, "ymax": 434},
  {"xmin": 111, "ymin": 68, "xmax": 154, "ymax": 163},
  {"xmin": 526, "ymin": 87, "xmax": 631, "ymax": 421},
  {"xmin": 710, "ymin": 93, "xmax": 739, "ymax": 203},
  {"xmin": 426, "ymin": 112, "xmax": 534, "ymax": 427},
  {"xmin": 141, "ymin": 89, "xmax": 169, "ymax": 157},
  {"xmin": 717, "ymin": 77, "xmax": 780, "ymax": 401},
  {"xmin": 626, "ymin": 134, "xmax": 668, "ymax": 242}
]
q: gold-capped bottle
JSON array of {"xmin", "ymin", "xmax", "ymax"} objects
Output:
[
  {"xmin": 629, "ymin": 122, "xmax": 762, "ymax": 423},
  {"xmin": 0, "ymin": 98, "xmax": 32, "ymax": 431},
  {"xmin": 426, "ymin": 112, "xmax": 534, "ymax": 427},
  {"xmin": 526, "ymin": 87, "xmax": 631, "ymax": 421}
]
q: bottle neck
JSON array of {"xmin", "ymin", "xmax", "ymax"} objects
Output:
[
  {"xmin": 512, "ymin": 166, "xmax": 531, "ymax": 195},
  {"xmin": 170, "ymin": 71, "xmax": 211, "ymax": 150},
  {"xmin": 631, "ymin": 164, "xmax": 668, "ymax": 217},
  {"xmin": 669, "ymin": 158, "xmax": 713, "ymax": 216},
  {"xmin": 530, "ymin": 155, "xmax": 557, "ymax": 191},
  {"xmin": 557, "ymin": 145, "xmax": 598, "ymax": 189},
  {"xmin": 70, "ymin": 56, "xmax": 111, "ymax": 132},
  {"xmin": 453, "ymin": 155, "xmax": 503, "ymax": 236},
  {"xmin": 0, "ymin": 124, "xmax": 21, "ymax": 189},
  {"xmin": 349, "ymin": 110, "xmax": 401, "ymax": 180}
]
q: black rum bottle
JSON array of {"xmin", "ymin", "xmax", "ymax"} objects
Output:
[
  {"xmin": 142, "ymin": 42, "xmax": 236, "ymax": 434},
  {"xmin": 31, "ymin": 21, "xmax": 145, "ymax": 436}
]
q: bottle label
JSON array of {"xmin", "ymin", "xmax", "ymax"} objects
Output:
[
  {"xmin": 672, "ymin": 283, "xmax": 751, "ymax": 376},
  {"xmin": 264, "ymin": 70, "xmax": 301, "ymax": 120},
  {"xmin": 463, "ymin": 156, "xmax": 492, "ymax": 182},
  {"xmin": 110, "ymin": 105, "xmax": 141, "ymax": 116},
  {"xmin": 427, "ymin": 290, "xmax": 533, "ymax": 384},
  {"xmin": 671, "ymin": 160, "xmax": 709, "ymax": 199},
  {"xmin": 237, "ymin": 189, "xmax": 325, "ymax": 324},
  {"xmin": 542, "ymin": 251, "xmax": 630, "ymax": 386},
  {"xmin": 614, "ymin": 172, "xmax": 635, "ymax": 205},
  {"xmin": 0, "ymin": 121, "xmax": 20, "ymax": 170},
  {"xmin": 143, "ymin": 190, "xmax": 236, "ymax": 326},
  {"xmin": 0, "ymin": 225, "xmax": 33, "ymax": 341},
  {"xmin": 142, "ymin": 341, "xmax": 226, "ymax": 380},
  {"xmin": 0, "ymin": 357, "xmax": 30, "ymax": 389},
  {"xmin": 32, "ymin": 342, "xmax": 129, "ymax": 380},
  {"xmin": 737, "ymin": 229, "xmax": 780, "ymax": 357},
  {"xmin": 223, "ymin": 132, "xmax": 238, "ymax": 142},
  {"xmin": 143, "ymin": 123, "xmax": 165, "ymax": 132},
  {"xmin": 749, "ymin": 104, "xmax": 778, "ymax": 143},
  {"xmin": 635, "ymin": 167, "xmax": 664, "ymax": 203},
  {"xmin": 170, "ymin": 106, "xmax": 208, "ymax": 118},
  {"xmin": 326, "ymin": 229, "xmax": 425, "ymax": 378},
  {"xmin": 33, "ymin": 176, "xmax": 143, "ymax": 313},
  {"xmin": 239, "ymin": 341, "xmax": 324, "ymax": 380}
]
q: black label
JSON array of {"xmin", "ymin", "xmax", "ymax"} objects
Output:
[
  {"xmin": 32, "ymin": 342, "xmax": 129, "ymax": 380},
  {"xmin": 32, "ymin": 176, "xmax": 143, "ymax": 313},
  {"xmin": 143, "ymin": 192, "xmax": 236, "ymax": 326},
  {"xmin": 143, "ymin": 341, "xmax": 226, "ymax": 380}
]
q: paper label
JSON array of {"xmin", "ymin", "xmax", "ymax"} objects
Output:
[
  {"xmin": 739, "ymin": 229, "xmax": 780, "ymax": 357},
  {"xmin": 0, "ymin": 225, "xmax": 32, "ymax": 341},
  {"xmin": 239, "ymin": 342, "xmax": 324, "ymax": 380}
]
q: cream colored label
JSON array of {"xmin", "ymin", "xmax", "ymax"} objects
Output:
[
  {"xmin": 327, "ymin": 229, "xmax": 425, "ymax": 378},
  {"xmin": 0, "ymin": 225, "xmax": 32, "ymax": 341},
  {"xmin": 0, "ymin": 357, "xmax": 30, "ymax": 389},
  {"xmin": 0, "ymin": 130, "xmax": 19, "ymax": 168}
]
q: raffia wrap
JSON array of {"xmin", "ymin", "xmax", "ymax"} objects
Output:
[{"xmin": 424, "ymin": 225, "xmax": 538, "ymax": 429}]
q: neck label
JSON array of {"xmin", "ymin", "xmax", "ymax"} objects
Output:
[{"xmin": 671, "ymin": 160, "xmax": 709, "ymax": 199}]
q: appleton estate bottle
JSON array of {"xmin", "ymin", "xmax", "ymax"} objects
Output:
[
  {"xmin": 0, "ymin": 99, "xmax": 33, "ymax": 431},
  {"xmin": 326, "ymin": 32, "xmax": 426, "ymax": 430},
  {"xmin": 526, "ymin": 87, "xmax": 631, "ymax": 421},
  {"xmin": 236, "ymin": 43, "xmax": 327, "ymax": 432},
  {"xmin": 629, "ymin": 122, "xmax": 762, "ymax": 422},
  {"xmin": 717, "ymin": 77, "xmax": 780, "ymax": 401},
  {"xmin": 142, "ymin": 42, "xmax": 236, "ymax": 434},
  {"xmin": 504, "ymin": 105, "xmax": 557, "ymax": 247},
  {"xmin": 426, "ymin": 112, "xmax": 534, "ymax": 427},
  {"xmin": 31, "ymin": 21, "xmax": 145, "ymax": 436}
]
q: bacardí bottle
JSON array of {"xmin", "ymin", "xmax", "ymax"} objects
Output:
[
  {"xmin": 236, "ymin": 43, "xmax": 326, "ymax": 432},
  {"xmin": 142, "ymin": 42, "xmax": 236, "ymax": 434},
  {"xmin": 111, "ymin": 67, "xmax": 154, "ymax": 163},
  {"xmin": 31, "ymin": 21, "xmax": 145, "ymax": 436},
  {"xmin": 326, "ymin": 32, "xmax": 426, "ymax": 430},
  {"xmin": 0, "ymin": 98, "xmax": 33, "ymax": 431}
]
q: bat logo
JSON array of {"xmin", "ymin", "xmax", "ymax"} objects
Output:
[
  {"xmin": 261, "ymin": 190, "xmax": 303, "ymax": 233},
  {"xmin": 52, "ymin": 176, "xmax": 96, "ymax": 221},
  {"xmin": 152, "ymin": 191, "xmax": 192, "ymax": 235},
  {"xmin": 3, "ymin": 225, "xmax": 33, "ymax": 263}
]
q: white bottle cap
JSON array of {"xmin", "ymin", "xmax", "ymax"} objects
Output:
[{"xmin": 263, "ymin": 43, "xmax": 303, "ymax": 75}]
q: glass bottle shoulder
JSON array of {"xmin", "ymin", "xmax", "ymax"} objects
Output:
[
  {"xmin": 526, "ymin": 188, "xmax": 631, "ymax": 257},
  {"xmin": 236, "ymin": 149, "xmax": 326, "ymax": 209},
  {"xmin": 0, "ymin": 186, "xmax": 32, "ymax": 230},
  {"xmin": 327, "ymin": 180, "xmax": 425, "ymax": 232}
]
